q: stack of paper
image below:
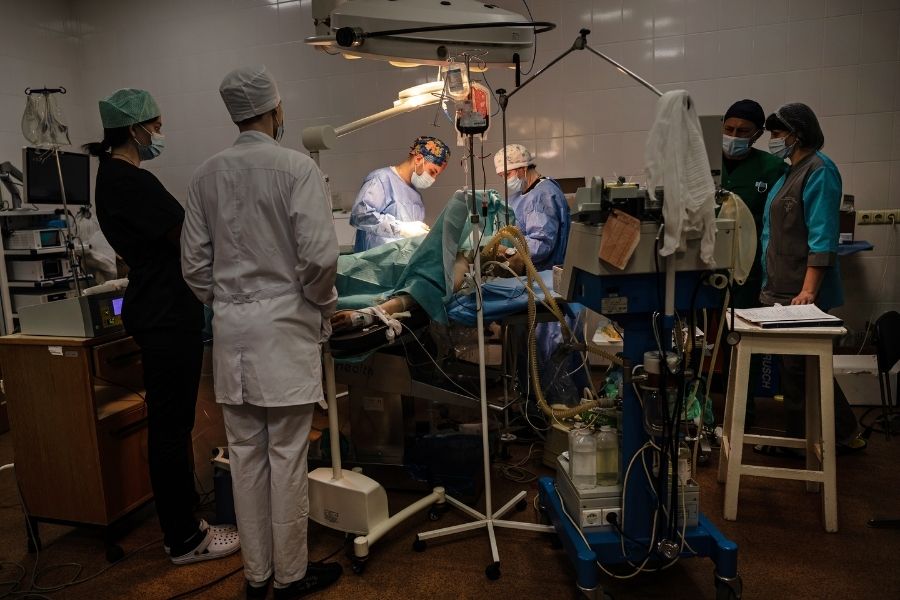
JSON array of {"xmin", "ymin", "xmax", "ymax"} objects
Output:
[{"xmin": 734, "ymin": 305, "xmax": 843, "ymax": 329}]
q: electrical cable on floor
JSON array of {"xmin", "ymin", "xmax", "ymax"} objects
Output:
[
  {"xmin": 0, "ymin": 463, "xmax": 166, "ymax": 599},
  {"xmin": 497, "ymin": 442, "xmax": 538, "ymax": 483}
]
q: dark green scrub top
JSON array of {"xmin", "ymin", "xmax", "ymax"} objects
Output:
[{"xmin": 721, "ymin": 148, "xmax": 787, "ymax": 308}]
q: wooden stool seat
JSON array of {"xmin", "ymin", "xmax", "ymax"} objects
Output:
[{"xmin": 716, "ymin": 318, "xmax": 846, "ymax": 532}]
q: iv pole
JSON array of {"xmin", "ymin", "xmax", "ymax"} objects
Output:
[
  {"xmin": 415, "ymin": 29, "xmax": 671, "ymax": 587},
  {"xmin": 414, "ymin": 54, "xmax": 554, "ymax": 580},
  {"xmin": 24, "ymin": 86, "xmax": 85, "ymax": 296}
]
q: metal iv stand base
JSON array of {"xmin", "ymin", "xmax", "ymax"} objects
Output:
[{"xmin": 413, "ymin": 124, "xmax": 555, "ymax": 582}]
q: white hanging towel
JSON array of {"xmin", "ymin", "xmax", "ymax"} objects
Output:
[{"xmin": 645, "ymin": 90, "xmax": 717, "ymax": 265}]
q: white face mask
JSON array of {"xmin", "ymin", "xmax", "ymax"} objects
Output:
[
  {"xmin": 506, "ymin": 175, "xmax": 523, "ymax": 195},
  {"xmin": 410, "ymin": 162, "xmax": 435, "ymax": 190}
]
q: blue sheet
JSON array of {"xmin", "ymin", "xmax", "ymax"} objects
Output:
[{"xmin": 446, "ymin": 270, "xmax": 557, "ymax": 326}]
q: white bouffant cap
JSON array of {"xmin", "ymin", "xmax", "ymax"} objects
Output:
[{"xmin": 493, "ymin": 143, "xmax": 534, "ymax": 174}]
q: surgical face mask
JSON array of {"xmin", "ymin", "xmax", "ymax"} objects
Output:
[
  {"xmin": 722, "ymin": 134, "xmax": 752, "ymax": 158},
  {"xmin": 410, "ymin": 162, "xmax": 435, "ymax": 190},
  {"xmin": 506, "ymin": 175, "xmax": 524, "ymax": 195},
  {"xmin": 768, "ymin": 136, "xmax": 795, "ymax": 160},
  {"xmin": 135, "ymin": 125, "xmax": 165, "ymax": 161}
]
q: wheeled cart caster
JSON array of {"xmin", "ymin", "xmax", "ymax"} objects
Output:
[
  {"xmin": 485, "ymin": 561, "xmax": 501, "ymax": 580},
  {"xmin": 350, "ymin": 559, "xmax": 366, "ymax": 575},
  {"xmin": 412, "ymin": 538, "xmax": 427, "ymax": 552},
  {"xmin": 105, "ymin": 543, "xmax": 125, "ymax": 562},
  {"xmin": 714, "ymin": 573, "xmax": 742, "ymax": 599}
]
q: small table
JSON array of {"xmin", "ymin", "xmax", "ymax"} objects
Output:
[{"xmin": 716, "ymin": 317, "xmax": 846, "ymax": 532}]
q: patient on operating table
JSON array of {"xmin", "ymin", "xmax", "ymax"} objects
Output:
[
  {"xmin": 328, "ymin": 189, "xmax": 529, "ymax": 334},
  {"xmin": 330, "ymin": 244, "xmax": 525, "ymax": 332}
]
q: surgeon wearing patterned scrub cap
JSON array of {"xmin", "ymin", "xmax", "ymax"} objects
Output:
[
  {"xmin": 84, "ymin": 90, "xmax": 240, "ymax": 565},
  {"xmin": 350, "ymin": 135, "xmax": 451, "ymax": 252}
]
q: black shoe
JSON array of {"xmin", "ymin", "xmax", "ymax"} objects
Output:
[
  {"xmin": 246, "ymin": 577, "xmax": 271, "ymax": 599},
  {"xmin": 273, "ymin": 562, "xmax": 343, "ymax": 600}
]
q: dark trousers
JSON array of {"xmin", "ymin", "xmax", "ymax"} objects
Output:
[
  {"xmin": 781, "ymin": 354, "xmax": 858, "ymax": 444},
  {"xmin": 134, "ymin": 330, "xmax": 204, "ymax": 548}
]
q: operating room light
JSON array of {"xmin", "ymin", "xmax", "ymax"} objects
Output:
[{"xmin": 307, "ymin": 0, "xmax": 550, "ymax": 67}]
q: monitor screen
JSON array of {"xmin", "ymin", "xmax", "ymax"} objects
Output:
[
  {"xmin": 23, "ymin": 147, "xmax": 91, "ymax": 206},
  {"xmin": 112, "ymin": 297, "xmax": 123, "ymax": 316}
]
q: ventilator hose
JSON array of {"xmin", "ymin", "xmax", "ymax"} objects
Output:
[{"xmin": 481, "ymin": 226, "xmax": 628, "ymax": 419}]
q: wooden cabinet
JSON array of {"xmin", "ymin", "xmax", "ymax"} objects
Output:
[{"xmin": 0, "ymin": 333, "xmax": 150, "ymax": 539}]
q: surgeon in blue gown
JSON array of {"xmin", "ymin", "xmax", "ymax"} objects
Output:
[
  {"xmin": 351, "ymin": 136, "xmax": 451, "ymax": 253},
  {"xmin": 492, "ymin": 144, "xmax": 580, "ymax": 404},
  {"xmin": 492, "ymin": 144, "xmax": 569, "ymax": 271}
]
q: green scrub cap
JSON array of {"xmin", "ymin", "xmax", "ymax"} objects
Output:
[{"xmin": 98, "ymin": 88, "xmax": 160, "ymax": 129}]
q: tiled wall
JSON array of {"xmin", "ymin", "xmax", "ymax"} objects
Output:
[{"xmin": 6, "ymin": 0, "xmax": 900, "ymax": 333}]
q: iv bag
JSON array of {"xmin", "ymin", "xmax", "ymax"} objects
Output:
[{"xmin": 22, "ymin": 93, "xmax": 71, "ymax": 147}]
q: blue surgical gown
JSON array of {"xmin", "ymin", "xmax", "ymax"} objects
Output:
[
  {"xmin": 351, "ymin": 167, "xmax": 425, "ymax": 253},
  {"xmin": 511, "ymin": 178, "xmax": 571, "ymax": 270}
]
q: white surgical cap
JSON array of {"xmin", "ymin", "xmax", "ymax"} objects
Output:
[
  {"xmin": 493, "ymin": 144, "xmax": 534, "ymax": 174},
  {"xmin": 219, "ymin": 65, "xmax": 281, "ymax": 123}
]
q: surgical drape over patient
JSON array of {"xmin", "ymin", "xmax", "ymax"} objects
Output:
[{"xmin": 337, "ymin": 189, "xmax": 513, "ymax": 324}]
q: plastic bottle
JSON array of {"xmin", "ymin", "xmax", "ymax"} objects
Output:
[
  {"xmin": 568, "ymin": 426, "xmax": 596, "ymax": 489},
  {"xmin": 595, "ymin": 425, "xmax": 618, "ymax": 486}
]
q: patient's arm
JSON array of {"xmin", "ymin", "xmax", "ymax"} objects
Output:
[
  {"xmin": 331, "ymin": 294, "xmax": 416, "ymax": 332},
  {"xmin": 332, "ymin": 249, "xmax": 525, "ymax": 333}
]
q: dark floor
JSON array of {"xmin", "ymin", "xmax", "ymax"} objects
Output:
[{"xmin": 1, "ymin": 397, "xmax": 899, "ymax": 600}]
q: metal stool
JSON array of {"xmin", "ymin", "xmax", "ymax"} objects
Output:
[{"xmin": 717, "ymin": 318, "xmax": 846, "ymax": 532}]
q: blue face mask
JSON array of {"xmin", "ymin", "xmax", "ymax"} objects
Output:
[
  {"xmin": 768, "ymin": 136, "xmax": 795, "ymax": 160},
  {"xmin": 722, "ymin": 134, "xmax": 752, "ymax": 158},
  {"xmin": 135, "ymin": 125, "xmax": 165, "ymax": 161}
]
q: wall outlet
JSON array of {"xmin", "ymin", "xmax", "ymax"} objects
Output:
[{"xmin": 857, "ymin": 209, "xmax": 900, "ymax": 225}]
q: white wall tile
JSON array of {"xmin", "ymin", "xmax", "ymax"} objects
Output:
[
  {"xmin": 822, "ymin": 15, "xmax": 860, "ymax": 66},
  {"xmin": 563, "ymin": 135, "xmax": 595, "ymax": 180},
  {"xmin": 890, "ymin": 161, "xmax": 900, "ymax": 205},
  {"xmin": 591, "ymin": 0, "xmax": 626, "ymax": 43},
  {"xmin": 784, "ymin": 68, "xmax": 823, "ymax": 106},
  {"xmin": 826, "ymin": 0, "xmax": 862, "ymax": 16},
  {"xmin": 752, "ymin": 23, "xmax": 789, "ymax": 75},
  {"xmin": 653, "ymin": 0, "xmax": 687, "ymax": 37},
  {"xmin": 620, "ymin": 0, "xmax": 655, "ymax": 40},
  {"xmin": 654, "ymin": 36, "xmax": 686, "ymax": 83},
  {"xmin": 718, "ymin": 0, "xmax": 755, "ymax": 29},
  {"xmin": 789, "ymin": 0, "xmax": 827, "ymax": 21},
  {"xmin": 787, "ymin": 19, "xmax": 825, "ymax": 70},
  {"xmin": 819, "ymin": 65, "xmax": 858, "ymax": 116},
  {"xmin": 684, "ymin": 33, "xmax": 718, "ymax": 80},
  {"xmin": 859, "ymin": 10, "xmax": 900, "ymax": 63},
  {"xmin": 684, "ymin": 0, "xmax": 719, "ymax": 32},
  {"xmin": 755, "ymin": 0, "xmax": 790, "ymax": 24},
  {"xmin": 713, "ymin": 27, "xmax": 755, "ymax": 77},
  {"xmin": 893, "ymin": 113, "xmax": 900, "ymax": 160},
  {"xmin": 863, "ymin": 0, "xmax": 900, "ymax": 12},
  {"xmin": 857, "ymin": 62, "xmax": 899, "ymax": 114},
  {"xmin": 852, "ymin": 161, "xmax": 894, "ymax": 208},
  {"xmin": 563, "ymin": 91, "xmax": 596, "ymax": 137},
  {"xmin": 819, "ymin": 114, "xmax": 856, "ymax": 162},
  {"xmin": 853, "ymin": 112, "xmax": 894, "ymax": 162}
]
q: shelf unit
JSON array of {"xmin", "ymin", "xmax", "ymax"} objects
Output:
[{"xmin": 0, "ymin": 209, "xmax": 74, "ymax": 335}]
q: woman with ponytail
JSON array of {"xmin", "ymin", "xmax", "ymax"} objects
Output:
[{"xmin": 85, "ymin": 88, "xmax": 240, "ymax": 564}]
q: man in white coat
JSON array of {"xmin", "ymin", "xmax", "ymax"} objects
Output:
[{"xmin": 181, "ymin": 65, "xmax": 342, "ymax": 600}]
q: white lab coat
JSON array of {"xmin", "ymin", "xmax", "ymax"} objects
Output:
[{"xmin": 181, "ymin": 130, "xmax": 339, "ymax": 407}]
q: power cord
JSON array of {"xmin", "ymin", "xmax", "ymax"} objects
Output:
[{"xmin": 0, "ymin": 462, "xmax": 163, "ymax": 600}]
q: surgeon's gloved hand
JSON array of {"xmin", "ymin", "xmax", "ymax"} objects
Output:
[{"xmin": 397, "ymin": 220, "xmax": 430, "ymax": 238}]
